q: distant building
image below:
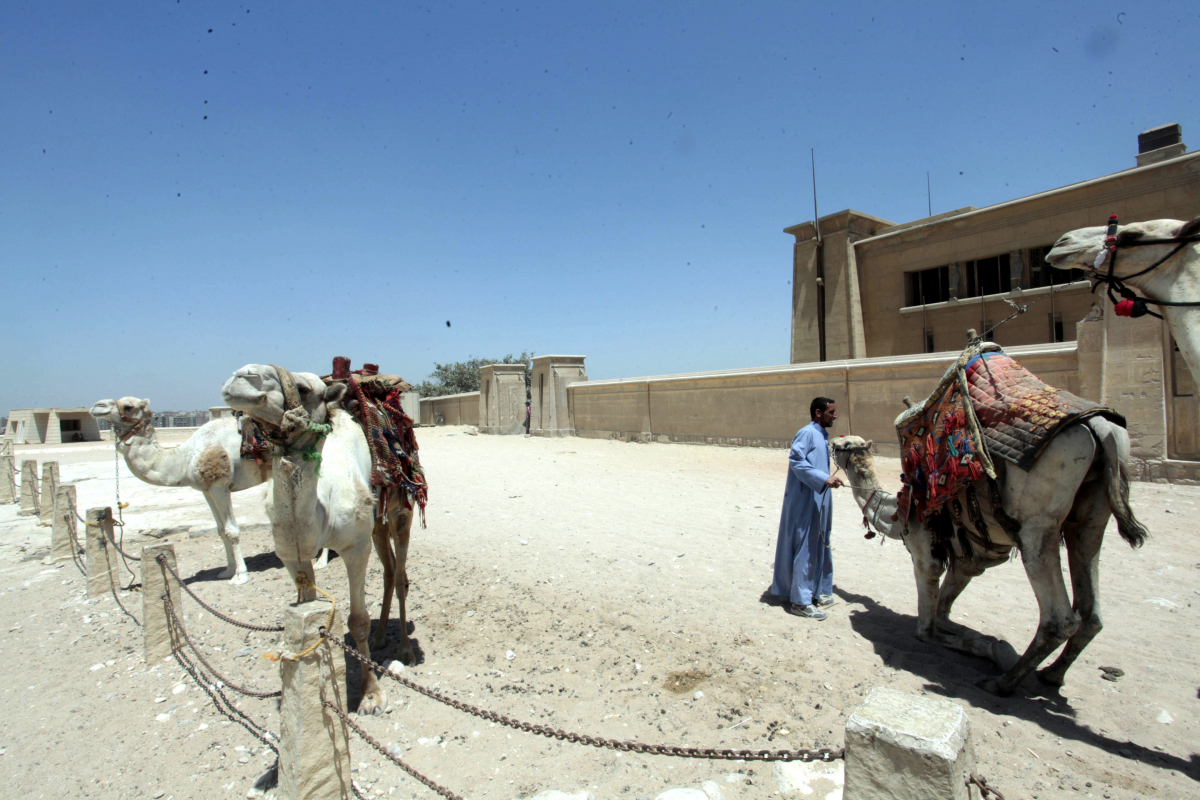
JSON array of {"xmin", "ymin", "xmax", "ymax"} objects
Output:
[{"xmin": 5, "ymin": 408, "xmax": 103, "ymax": 444}]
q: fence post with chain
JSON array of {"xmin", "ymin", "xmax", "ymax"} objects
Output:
[
  {"xmin": 38, "ymin": 461, "xmax": 59, "ymax": 527},
  {"xmin": 0, "ymin": 453, "xmax": 15, "ymax": 504},
  {"xmin": 51, "ymin": 485, "xmax": 79, "ymax": 562},
  {"xmin": 143, "ymin": 543, "xmax": 182, "ymax": 662},
  {"xmin": 85, "ymin": 507, "xmax": 120, "ymax": 598},
  {"xmin": 843, "ymin": 686, "xmax": 976, "ymax": 800},
  {"xmin": 18, "ymin": 459, "xmax": 39, "ymax": 516},
  {"xmin": 279, "ymin": 600, "xmax": 352, "ymax": 800}
]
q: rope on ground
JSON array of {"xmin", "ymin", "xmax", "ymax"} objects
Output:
[
  {"xmin": 166, "ymin": 594, "xmax": 279, "ymax": 755},
  {"xmin": 324, "ymin": 700, "xmax": 463, "ymax": 800},
  {"xmin": 967, "ymin": 772, "xmax": 1006, "ymax": 800},
  {"xmin": 322, "ymin": 632, "xmax": 844, "ymax": 763},
  {"xmin": 164, "ymin": 593, "xmax": 280, "ymax": 699},
  {"xmin": 157, "ymin": 555, "xmax": 284, "ymax": 633}
]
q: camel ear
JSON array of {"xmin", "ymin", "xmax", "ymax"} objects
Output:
[
  {"xmin": 138, "ymin": 399, "xmax": 150, "ymax": 410},
  {"xmin": 1179, "ymin": 216, "xmax": 1200, "ymax": 239},
  {"xmin": 323, "ymin": 383, "xmax": 348, "ymax": 406},
  {"xmin": 865, "ymin": 440, "xmax": 873, "ymax": 450}
]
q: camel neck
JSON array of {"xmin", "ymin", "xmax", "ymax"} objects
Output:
[
  {"xmin": 118, "ymin": 422, "xmax": 188, "ymax": 487},
  {"xmin": 269, "ymin": 440, "xmax": 328, "ymax": 563},
  {"xmin": 843, "ymin": 454, "xmax": 903, "ymax": 540}
]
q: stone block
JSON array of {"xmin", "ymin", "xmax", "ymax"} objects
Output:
[
  {"xmin": 0, "ymin": 454, "xmax": 15, "ymax": 504},
  {"xmin": 773, "ymin": 759, "xmax": 844, "ymax": 798},
  {"xmin": 51, "ymin": 485, "xmax": 80, "ymax": 563},
  {"xmin": 85, "ymin": 507, "xmax": 122, "ymax": 599},
  {"xmin": 38, "ymin": 461, "xmax": 59, "ymax": 526},
  {"xmin": 142, "ymin": 542, "xmax": 182, "ymax": 663},
  {"xmin": 18, "ymin": 459, "xmax": 38, "ymax": 515},
  {"xmin": 843, "ymin": 686, "xmax": 974, "ymax": 800}
]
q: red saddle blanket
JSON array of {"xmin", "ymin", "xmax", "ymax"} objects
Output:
[{"xmin": 896, "ymin": 349, "xmax": 1123, "ymax": 524}]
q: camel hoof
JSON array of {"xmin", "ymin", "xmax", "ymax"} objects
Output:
[
  {"xmin": 218, "ymin": 566, "xmax": 237, "ymax": 580},
  {"xmin": 976, "ymin": 677, "xmax": 1013, "ymax": 697},
  {"xmin": 1036, "ymin": 668, "xmax": 1065, "ymax": 687},
  {"xmin": 228, "ymin": 572, "xmax": 250, "ymax": 586},
  {"xmin": 369, "ymin": 635, "xmax": 387, "ymax": 653},
  {"xmin": 397, "ymin": 642, "xmax": 415, "ymax": 666}
]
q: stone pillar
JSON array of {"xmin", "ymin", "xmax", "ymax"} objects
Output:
[
  {"xmin": 0, "ymin": 455, "xmax": 15, "ymax": 504},
  {"xmin": 788, "ymin": 229, "xmax": 822, "ymax": 364},
  {"xmin": 530, "ymin": 355, "xmax": 588, "ymax": 438},
  {"xmin": 85, "ymin": 507, "xmax": 121, "ymax": 598},
  {"xmin": 843, "ymin": 686, "xmax": 975, "ymax": 800},
  {"xmin": 18, "ymin": 460, "xmax": 39, "ymax": 515},
  {"xmin": 142, "ymin": 542, "xmax": 183, "ymax": 663},
  {"xmin": 38, "ymin": 462, "xmax": 59, "ymax": 526},
  {"xmin": 948, "ymin": 262, "xmax": 961, "ymax": 300},
  {"xmin": 51, "ymin": 485, "xmax": 80, "ymax": 562},
  {"xmin": 478, "ymin": 364, "xmax": 527, "ymax": 435},
  {"xmin": 278, "ymin": 601, "xmax": 353, "ymax": 800}
]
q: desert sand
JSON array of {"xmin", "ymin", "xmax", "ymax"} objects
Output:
[{"xmin": 0, "ymin": 426, "xmax": 1196, "ymax": 800}]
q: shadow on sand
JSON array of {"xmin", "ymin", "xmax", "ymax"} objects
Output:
[
  {"xmin": 832, "ymin": 585, "xmax": 1200, "ymax": 783},
  {"xmin": 343, "ymin": 620, "xmax": 423, "ymax": 713}
]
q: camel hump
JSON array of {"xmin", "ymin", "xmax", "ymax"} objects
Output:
[{"xmin": 195, "ymin": 445, "xmax": 233, "ymax": 487}]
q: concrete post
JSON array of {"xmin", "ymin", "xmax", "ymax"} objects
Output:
[
  {"xmin": 0, "ymin": 455, "xmax": 15, "ymax": 504},
  {"xmin": 38, "ymin": 461, "xmax": 59, "ymax": 526},
  {"xmin": 479, "ymin": 364, "xmax": 528, "ymax": 435},
  {"xmin": 18, "ymin": 459, "xmax": 39, "ymax": 515},
  {"xmin": 142, "ymin": 542, "xmax": 182, "ymax": 663},
  {"xmin": 51, "ymin": 485, "xmax": 80, "ymax": 562},
  {"xmin": 85, "ymin": 507, "xmax": 121, "ymax": 598},
  {"xmin": 279, "ymin": 601, "xmax": 353, "ymax": 800},
  {"xmin": 843, "ymin": 686, "xmax": 975, "ymax": 800}
]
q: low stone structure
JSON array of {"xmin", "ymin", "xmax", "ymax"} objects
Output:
[
  {"xmin": 420, "ymin": 391, "xmax": 480, "ymax": 426},
  {"xmin": 38, "ymin": 461, "xmax": 59, "ymax": 526},
  {"xmin": 479, "ymin": 363, "xmax": 527, "ymax": 435},
  {"xmin": 530, "ymin": 355, "xmax": 587, "ymax": 438},
  {"xmin": 18, "ymin": 460, "xmax": 39, "ymax": 515},
  {"xmin": 5, "ymin": 408, "xmax": 102, "ymax": 444}
]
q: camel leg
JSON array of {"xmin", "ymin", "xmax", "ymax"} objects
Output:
[
  {"xmin": 392, "ymin": 508, "xmax": 414, "ymax": 665},
  {"xmin": 1038, "ymin": 481, "xmax": 1109, "ymax": 687},
  {"xmin": 202, "ymin": 489, "xmax": 249, "ymax": 585},
  {"xmin": 904, "ymin": 526, "xmax": 945, "ymax": 642},
  {"xmin": 314, "ymin": 548, "xmax": 330, "ymax": 570},
  {"xmin": 979, "ymin": 520, "xmax": 1080, "ymax": 696},
  {"xmin": 370, "ymin": 514, "xmax": 397, "ymax": 652},
  {"xmin": 279, "ymin": 558, "xmax": 317, "ymax": 602},
  {"xmin": 341, "ymin": 544, "xmax": 386, "ymax": 715},
  {"xmin": 935, "ymin": 561, "xmax": 983, "ymax": 628}
]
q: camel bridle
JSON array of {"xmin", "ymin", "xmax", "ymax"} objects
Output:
[
  {"xmin": 115, "ymin": 410, "xmax": 150, "ymax": 444},
  {"xmin": 1089, "ymin": 214, "xmax": 1200, "ymax": 319}
]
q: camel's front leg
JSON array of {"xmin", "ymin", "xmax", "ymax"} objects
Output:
[
  {"xmin": 203, "ymin": 489, "xmax": 249, "ymax": 585},
  {"xmin": 980, "ymin": 519, "xmax": 1079, "ymax": 697},
  {"xmin": 342, "ymin": 546, "xmax": 386, "ymax": 715},
  {"xmin": 392, "ymin": 509, "xmax": 414, "ymax": 665},
  {"xmin": 904, "ymin": 527, "xmax": 944, "ymax": 642}
]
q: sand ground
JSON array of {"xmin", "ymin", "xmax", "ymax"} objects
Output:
[{"xmin": 0, "ymin": 427, "xmax": 1197, "ymax": 800}]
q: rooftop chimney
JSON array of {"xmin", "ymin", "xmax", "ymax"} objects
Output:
[{"xmin": 1136, "ymin": 123, "xmax": 1186, "ymax": 167}]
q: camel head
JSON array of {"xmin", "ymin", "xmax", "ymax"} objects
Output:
[
  {"xmin": 830, "ymin": 434, "xmax": 875, "ymax": 478},
  {"xmin": 90, "ymin": 397, "xmax": 151, "ymax": 432},
  {"xmin": 1046, "ymin": 217, "xmax": 1200, "ymax": 281},
  {"xmin": 221, "ymin": 364, "xmax": 346, "ymax": 433}
]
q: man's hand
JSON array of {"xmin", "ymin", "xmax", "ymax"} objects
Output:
[{"xmin": 825, "ymin": 476, "xmax": 844, "ymax": 489}]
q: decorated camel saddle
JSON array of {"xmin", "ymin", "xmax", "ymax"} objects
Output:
[
  {"xmin": 240, "ymin": 356, "xmax": 429, "ymax": 524},
  {"xmin": 894, "ymin": 342, "xmax": 1124, "ymax": 559}
]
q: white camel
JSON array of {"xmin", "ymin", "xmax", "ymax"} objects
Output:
[
  {"xmin": 90, "ymin": 398, "xmax": 272, "ymax": 585},
  {"xmin": 221, "ymin": 365, "xmax": 415, "ymax": 715},
  {"xmin": 830, "ymin": 419, "xmax": 1147, "ymax": 696},
  {"xmin": 1047, "ymin": 215, "xmax": 1200, "ymax": 377}
]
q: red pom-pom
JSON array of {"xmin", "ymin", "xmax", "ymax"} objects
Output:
[
  {"xmin": 1114, "ymin": 298, "xmax": 1135, "ymax": 317},
  {"xmin": 1109, "ymin": 214, "xmax": 1118, "ymax": 221}
]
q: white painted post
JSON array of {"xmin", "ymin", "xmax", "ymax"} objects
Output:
[
  {"xmin": 279, "ymin": 601, "xmax": 352, "ymax": 800},
  {"xmin": 843, "ymin": 686, "xmax": 975, "ymax": 800},
  {"xmin": 142, "ymin": 542, "xmax": 182, "ymax": 663},
  {"xmin": 18, "ymin": 459, "xmax": 38, "ymax": 515},
  {"xmin": 85, "ymin": 507, "xmax": 120, "ymax": 598},
  {"xmin": 0, "ymin": 454, "xmax": 15, "ymax": 504},
  {"xmin": 51, "ymin": 485, "xmax": 80, "ymax": 562},
  {"xmin": 38, "ymin": 462, "xmax": 59, "ymax": 526}
]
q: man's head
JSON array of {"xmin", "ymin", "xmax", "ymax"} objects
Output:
[{"xmin": 810, "ymin": 396, "xmax": 837, "ymax": 428}]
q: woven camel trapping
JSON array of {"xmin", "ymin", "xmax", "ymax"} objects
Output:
[
  {"xmin": 345, "ymin": 376, "xmax": 429, "ymax": 527},
  {"xmin": 895, "ymin": 344, "xmax": 1123, "ymax": 527}
]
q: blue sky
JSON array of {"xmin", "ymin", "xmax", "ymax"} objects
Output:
[{"xmin": 3, "ymin": 1, "xmax": 1197, "ymax": 413}]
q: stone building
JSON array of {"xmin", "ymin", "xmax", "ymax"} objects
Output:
[{"xmin": 4, "ymin": 408, "xmax": 103, "ymax": 444}]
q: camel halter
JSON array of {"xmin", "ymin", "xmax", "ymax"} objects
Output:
[
  {"xmin": 254, "ymin": 365, "xmax": 332, "ymax": 466},
  {"xmin": 830, "ymin": 443, "xmax": 894, "ymax": 541},
  {"xmin": 1090, "ymin": 214, "xmax": 1200, "ymax": 320},
  {"xmin": 115, "ymin": 412, "xmax": 150, "ymax": 444}
]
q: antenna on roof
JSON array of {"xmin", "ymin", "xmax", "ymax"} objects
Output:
[
  {"xmin": 811, "ymin": 148, "xmax": 821, "ymax": 242},
  {"xmin": 927, "ymin": 171, "xmax": 932, "ymax": 217}
]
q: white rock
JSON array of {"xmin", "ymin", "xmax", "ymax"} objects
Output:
[
  {"xmin": 155, "ymin": 713, "xmax": 171, "ymax": 722},
  {"xmin": 1144, "ymin": 597, "xmax": 1179, "ymax": 609},
  {"xmin": 655, "ymin": 790, "xmax": 707, "ymax": 800},
  {"xmin": 505, "ymin": 650, "xmax": 516, "ymax": 661},
  {"xmin": 773, "ymin": 760, "xmax": 844, "ymax": 799},
  {"xmin": 693, "ymin": 690, "xmax": 704, "ymax": 700},
  {"xmin": 89, "ymin": 663, "xmax": 104, "ymax": 671},
  {"xmin": 723, "ymin": 774, "xmax": 746, "ymax": 784},
  {"xmin": 173, "ymin": 683, "xmax": 187, "ymax": 695},
  {"xmin": 701, "ymin": 780, "xmax": 723, "ymax": 800},
  {"xmin": 1157, "ymin": 710, "xmax": 1174, "ymax": 724}
]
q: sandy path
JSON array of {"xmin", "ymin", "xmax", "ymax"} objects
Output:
[{"xmin": 0, "ymin": 428, "xmax": 1196, "ymax": 800}]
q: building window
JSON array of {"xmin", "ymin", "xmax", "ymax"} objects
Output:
[
  {"xmin": 924, "ymin": 328, "xmax": 935, "ymax": 353},
  {"xmin": 965, "ymin": 254, "xmax": 1010, "ymax": 298},
  {"xmin": 60, "ymin": 419, "xmax": 82, "ymax": 433},
  {"xmin": 906, "ymin": 265, "xmax": 950, "ymax": 305},
  {"xmin": 1049, "ymin": 312, "xmax": 1065, "ymax": 343}
]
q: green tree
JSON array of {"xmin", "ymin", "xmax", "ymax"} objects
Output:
[{"xmin": 416, "ymin": 352, "xmax": 534, "ymax": 398}]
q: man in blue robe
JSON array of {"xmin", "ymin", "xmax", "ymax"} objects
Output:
[{"xmin": 770, "ymin": 397, "xmax": 842, "ymax": 620}]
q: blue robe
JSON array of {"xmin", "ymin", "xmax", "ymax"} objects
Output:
[{"xmin": 770, "ymin": 421, "xmax": 834, "ymax": 606}]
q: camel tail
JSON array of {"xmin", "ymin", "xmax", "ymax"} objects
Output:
[{"xmin": 1092, "ymin": 417, "xmax": 1148, "ymax": 548}]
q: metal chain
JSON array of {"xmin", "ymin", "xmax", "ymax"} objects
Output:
[
  {"xmin": 974, "ymin": 282, "xmax": 1057, "ymax": 345},
  {"xmin": 102, "ymin": 534, "xmax": 141, "ymax": 626},
  {"xmin": 157, "ymin": 554, "xmax": 284, "ymax": 632},
  {"xmin": 966, "ymin": 773, "xmax": 1006, "ymax": 800},
  {"xmin": 325, "ymin": 700, "xmax": 463, "ymax": 800},
  {"xmin": 322, "ymin": 633, "xmax": 843, "ymax": 763},
  {"xmin": 164, "ymin": 592, "xmax": 280, "ymax": 699},
  {"xmin": 62, "ymin": 509, "xmax": 86, "ymax": 576}
]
